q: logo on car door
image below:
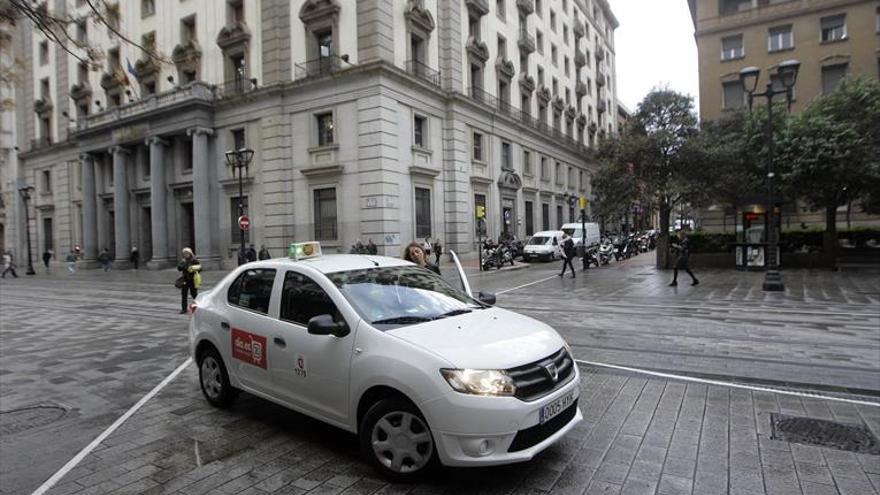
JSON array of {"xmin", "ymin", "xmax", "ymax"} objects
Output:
[{"xmin": 232, "ymin": 328, "xmax": 268, "ymax": 369}]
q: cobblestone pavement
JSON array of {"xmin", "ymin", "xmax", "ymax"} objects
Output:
[{"xmin": 1, "ymin": 254, "xmax": 878, "ymax": 494}]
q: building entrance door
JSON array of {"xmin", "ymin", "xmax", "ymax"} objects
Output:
[
  {"xmin": 141, "ymin": 207, "xmax": 152, "ymax": 262},
  {"xmin": 501, "ymin": 197, "xmax": 516, "ymax": 240},
  {"xmin": 180, "ymin": 202, "xmax": 195, "ymax": 252}
]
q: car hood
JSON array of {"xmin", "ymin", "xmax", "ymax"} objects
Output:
[{"xmin": 386, "ymin": 307, "xmax": 565, "ymax": 369}]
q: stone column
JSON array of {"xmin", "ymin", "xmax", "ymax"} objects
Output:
[
  {"xmin": 80, "ymin": 153, "xmax": 98, "ymax": 262},
  {"xmin": 147, "ymin": 137, "xmax": 171, "ymax": 268},
  {"xmin": 187, "ymin": 127, "xmax": 215, "ymax": 262},
  {"xmin": 110, "ymin": 146, "xmax": 131, "ymax": 265}
]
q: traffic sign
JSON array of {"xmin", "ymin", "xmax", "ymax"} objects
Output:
[{"xmin": 238, "ymin": 215, "xmax": 251, "ymax": 231}]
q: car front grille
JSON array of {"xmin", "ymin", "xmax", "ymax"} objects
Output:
[
  {"xmin": 508, "ymin": 399, "xmax": 579, "ymax": 452},
  {"xmin": 507, "ymin": 347, "xmax": 575, "ymax": 402}
]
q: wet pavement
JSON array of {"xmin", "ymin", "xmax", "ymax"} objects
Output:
[{"xmin": 1, "ymin": 253, "xmax": 878, "ymax": 494}]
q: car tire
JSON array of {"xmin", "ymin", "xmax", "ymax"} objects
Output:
[
  {"xmin": 360, "ymin": 398, "xmax": 437, "ymax": 482},
  {"xmin": 198, "ymin": 347, "xmax": 238, "ymax": 408}
]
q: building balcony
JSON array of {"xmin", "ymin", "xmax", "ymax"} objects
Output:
[
  {"xmin": 597, "ymin": 100, "xmax": 607, "ymax": 113},
  {"xmin": 597, "ymin": 70, "xmax": 606, "ymax": 86},
  {"xmin": 406, "ymin": 59, "xmax": 441, "ymax": 87},
  {"xmin": 464, "ymin": 0, "xmax": 490, "ymax": 17},
  {"xmin": 516, "ymin": 0, "xmax": 535, "ymax": 15},
  {"xmin": 518, "ymin": 28, "xmax": 535, "ymax": 54},
  {"xmin": 596, "ymin": 49, "xmax": 605, "ymax": 61},
  {"xmin": 217, "ymin": 77, "xmax": 258, "ymax": 98},
  {"xmin": 575, "ymin": 51, "xmax": 586, "ymax": 68},
  {"xmin": 294, "ymin": 55, "xmax": 351, "ymax": 80},
  {"xmin": 30, "ymin": 136, "xmax": 52, "ymax": 150},
  {"xmin": 464, "ymin": 87, "xmax": 588, "ymax": 152},
  {"xmin": 573, "ymin": 21, "xmax": 585, "ymax": 39},
  {"xmin": 575, "ymin": 80, "xmax": 587, "ymax": 96},
  {"xmin": 76, "ymin": 81, "xmax": 216, "ymax": 132}
]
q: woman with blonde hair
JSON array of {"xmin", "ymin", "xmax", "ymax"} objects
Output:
[
  {"xmin": 403, "ymin": 242, "xmax": 440, "ymax": 275},
  {"xmin": 176, "ymin": 247, "xmax": 202, "ymax": 313}
]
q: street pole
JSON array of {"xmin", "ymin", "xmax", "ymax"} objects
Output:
[
  {"xmin": 19, "ymin": 186, "xmax": 36, "ymax": 275},
  {"xmin": 580, "ymin": 208, "xmax": 587, "ymax": 270},
  {"xmin": 739, "ymin": 60, "xmax": 799, "ymax": 292},
  {"xmin": 762, "ymin": 83, "xmax": 784, "ymax": 291},
  {"xmin": 238, "ymin": 162, "xmax": 245, "ymax": 258}
]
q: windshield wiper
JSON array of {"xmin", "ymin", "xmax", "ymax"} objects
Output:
[
  {"xmin": 433, "ymin": 308, "xmax": 473, "ymax": 319},
  {"xmin": 371, "ymin": 316, "xmax": 435, "ymax": 325}
]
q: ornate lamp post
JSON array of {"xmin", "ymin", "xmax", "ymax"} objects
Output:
[
  {"xmin": 739, "ymin": 59, "xmax": 800, "ymax": 292},
  {"xmin": 18, "ymin": 185, "xmax": 37, "ymax": 275},
  {"xmin": 224, "ymin": 148, "xmax": 254, "ymax": 261}
]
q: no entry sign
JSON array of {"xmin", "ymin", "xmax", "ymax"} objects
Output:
[{"xmin": 238, "ymin": 215, "xmax": 251, "ymax": 231}]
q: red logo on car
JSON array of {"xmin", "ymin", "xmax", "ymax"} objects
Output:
[{"xmin": 231, "ymin": 328, "xmax": 268, "ymax": 369}]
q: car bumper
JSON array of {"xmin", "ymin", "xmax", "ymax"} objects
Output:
[{"xmin": 420, "ymin": 368, "xmax": 581, "ymax": 467}]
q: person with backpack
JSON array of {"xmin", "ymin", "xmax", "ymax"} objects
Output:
[
  {"xmin": 559, "ymin": 233, "xmax": 576, "ymax": 278},
  {"xmin": 177, "ymin": 247, "xmax": 202, "ymax": 314}
]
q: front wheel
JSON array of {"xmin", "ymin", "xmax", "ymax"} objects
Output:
[{"xmin": 360, "ymin": 398, "xmax": 437, "ymax": 482}]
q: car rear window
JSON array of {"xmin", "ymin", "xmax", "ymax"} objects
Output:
[
  {"xmin": 227, "ymin": 268, "xmax": 276, "ymax": 315},
  {"xmin": 528, "ymin": 236, "xmax": 550, "ymax": 245}
]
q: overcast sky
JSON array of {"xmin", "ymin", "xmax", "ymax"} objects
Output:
[{"xmin": 613, "ymin": 0, "xmax": 700, "ymax": 114}]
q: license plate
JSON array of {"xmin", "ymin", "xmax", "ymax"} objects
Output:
[{"xmin": 539, "ymin": 391, "xmax": 575, "ymax": 424}]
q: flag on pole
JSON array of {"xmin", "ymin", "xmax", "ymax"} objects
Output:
[{"xmin": 125, "ymin": 58, "xmax": 137, "ymax": 84}]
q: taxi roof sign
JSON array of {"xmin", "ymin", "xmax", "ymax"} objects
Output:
[{"xmin": 289, "ymin": 241, "xmax": 322, "ymax": 261}]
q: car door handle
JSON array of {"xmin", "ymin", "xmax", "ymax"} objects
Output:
[
  {"xmin": 220, "ymin": 321, "xmax": 230, "ymax": 330},
  {"xmin": 273, "ymin": 337, "xmax": 286, "ymax": 348}
]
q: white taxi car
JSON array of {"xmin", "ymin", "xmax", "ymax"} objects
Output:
[{"xmin": 189, "ymin": 243, "xmax": 581, "ymax": 481}]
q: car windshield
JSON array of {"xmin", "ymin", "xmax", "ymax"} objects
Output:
[
  {"xmin": 326, "ymin": 266, "xmax": 483, "ymax": 328},
  {"xmin": 528, "ymin": 236, "xmax": 551, "ymax": 245},
  {"xmin": 561, "ymin": 228, "xmax": 581, "ymax": 237}
]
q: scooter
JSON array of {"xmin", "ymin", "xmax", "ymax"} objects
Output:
[{"xmin": 597, "ymin": 237, "xmax": 614, "ymax": 265}]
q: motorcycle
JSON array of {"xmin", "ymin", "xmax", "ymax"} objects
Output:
[
  {"xmin": 581, "ymin": 246, "xmax": 600, "ymax": 268},
  {"xmin": 597, "ymin": 237, "xmax": 614, "ymax": 265}
]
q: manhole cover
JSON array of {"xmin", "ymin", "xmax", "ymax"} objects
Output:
[
  {"xmin": 771, "ymin": 413, "xmax": 880, "ymax": 455},
  {"xmin": 0, "ymin": 405, "xmax": 68, "ymax": 436}
]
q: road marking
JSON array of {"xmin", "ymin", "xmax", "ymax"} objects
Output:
[
  {"xmin": 574, "ymin": 358, "xmax": 880, "ymax": 407},
  {"xmin": 496, "ymin": 275, "xmax": 560, "ymax": 295},
  {"xmin": 31, "ymin": 358, "xmax": 193, "ymax": 495}
]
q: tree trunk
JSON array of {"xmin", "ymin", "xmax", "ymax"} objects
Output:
[
  {"xmin": 656, "ymin": 204, "xmax": 672, "ymax": 269},
  {"xmin": 823, "ymin": 205, "xmax": 838, "ymax": 268}
]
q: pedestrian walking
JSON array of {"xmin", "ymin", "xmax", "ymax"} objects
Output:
[
  {"xmin": 669, "ymin": 230, "xmax": 699, "ymax": 287},
  {"xmin": 42, "ymin": 249, "xmax": 52, "ymax": 272},
  {"xmin": 98, "ymin": 248, "xmax": 112, "ymax": 272},
  {"xmin": 1, "ymin": 251, "xmax": 18, "ymax": 278},
  {"xmin": 130, "ymin": 245, "xmax": 140, "ymax": 269},
  {"xmin": 403, "ymin": 242, "xmax": 440, "ymax": 275},
  {"xmin": 246, "ymin": 244, "xmax": 257, "ymax": 263},
  {"xmin": 258, "ymin": 245, "xmax": 271, "ymax": 260},
  {"xmin": 177, "ymin": 247, "xmax": 202, "ymax": 314},
  {"xmin": 237, "ymin": 246, "xmax": 247, "ymax": 266},
  {"xmin": 65, "ymin": 249, "xmax": 77, "ymax": 274},
  {"xmin": 558, "ymin": 233, "xmax": 576, "ymax": 278},
  {"xmin": 432, "ymin": 238, "xmax": 442, "ymax": 265},
  {"xmin": 366, "ymin": 238, "xmax": 378, "ymax": 255},
  {"xmin": 422, "ymin": 237, "xmax": 432, "ymax": 258}
]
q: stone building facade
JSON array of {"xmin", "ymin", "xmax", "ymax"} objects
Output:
[{"xmin": 9, "ymin": 0, "xmax": 618, "ymax": 268}]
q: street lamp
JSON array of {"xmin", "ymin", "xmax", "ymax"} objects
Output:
[
  {"xmin": 17, "ymin": 185, "xmax": 36, "ymax": 275},
  {"xmin": 224, "ymin": 148, "xmax": 254, "ymax": 263},
  {"xmin": 739, "ymin": 59, "xmax": 800, "ymax": 292}
]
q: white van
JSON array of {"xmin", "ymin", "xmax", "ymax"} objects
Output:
[
  {"xmin": 522, "ymin": 230, "xmax": 565, "ymax": 262},
  {"xmin": 561, "ymin": 223, "xmax": 601, "ymax": 249}
]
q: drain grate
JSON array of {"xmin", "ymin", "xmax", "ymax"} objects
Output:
[
  {"xmin": 0, "ymin": 405, "xmax": 68, "ymax": 436},
  {"xmin": 771, "ymin": 413, "xmax": 880, "ymax": 455}
]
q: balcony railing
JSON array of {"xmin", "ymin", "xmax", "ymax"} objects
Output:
[
  {"xmin": 77, "ymin": 81, "xmax": 216, "ymax": 131},
  {"xmin": 464, "ymin": 87, "xmax": 588, "ymax": 151},
  {"xmin": 294, "ymin": 55, "xmax": 351, "ymax": 80},
  {"xmin": 405, "ymin": 59, "xmax": 441, "ymax": 87},
  {"xmin": 216, "ymin": 77, "xmax": 257, "ymax": 98}
]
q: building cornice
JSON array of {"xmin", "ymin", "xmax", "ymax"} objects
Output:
[{"xmin": 694, "ymin": 0, "xmax": 868, "ymax": 38}]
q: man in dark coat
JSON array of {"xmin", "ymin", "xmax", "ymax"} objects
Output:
[
  {"xmin": 670, "ymin": 230, "xmax": 699, "ymax": 286},
  {"xmin": 559, "ymin": 234, "xmax": 576, "ymax": 278},
  {"xmin": 246, "ymin": 244, "xmax": 258, "ymax": 263},
  {"xmin": 258, "ymin": 245, "xmax": 271, "ymax": 260}
]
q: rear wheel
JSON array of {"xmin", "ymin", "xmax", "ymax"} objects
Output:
[
  {"xmin": 198, "ymin": 347, "xmax": 238, "ymax": 408},
  {"xmin": 360, "ymin": 398, "xmax": 436, "ymax": 482}
]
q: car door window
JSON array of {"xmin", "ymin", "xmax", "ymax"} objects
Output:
[
  {"xmin": 227, "ymin": 268, "xmax": 276, "ymax": 314},
  {"xmin": 552, "ymin": 237, "xmax": 558, "ymax": 245},
  {"xmin": 280, "ymin": 271, "xmax": 341, "ymax": 326}
]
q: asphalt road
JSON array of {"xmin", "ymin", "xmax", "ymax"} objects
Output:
[{"xmin": 0, "ymin": 253, "xmax": 878, "ymax": 495}]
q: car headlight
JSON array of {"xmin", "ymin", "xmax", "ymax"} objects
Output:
[{"xmin": 440, "ymin": 369, "xmax": 517, "ymax": 396}]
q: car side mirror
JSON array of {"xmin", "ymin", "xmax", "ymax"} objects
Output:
[
  {"xmin": 477, "ymin": 291, "xmax": 496, "ymax": 305},
  {"xmin": 307, "ymin": 314, "xmax": 350, "ymax": 338}
]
